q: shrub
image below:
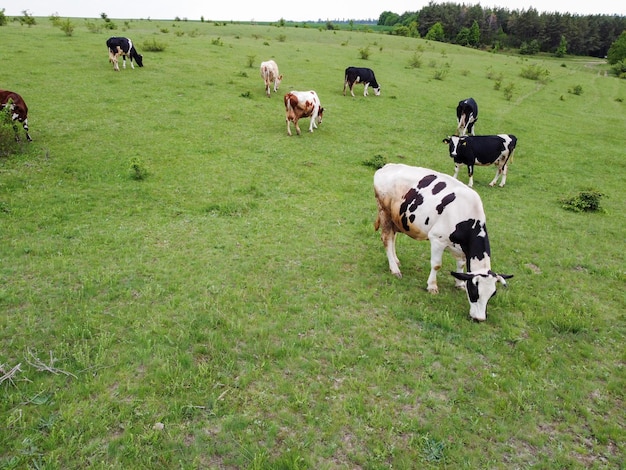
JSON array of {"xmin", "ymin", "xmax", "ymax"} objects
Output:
[
  {"xmin": 0, "ymin": 8, "xmax": 7, "ymax": 26},
  {"xmin": 129, "ymin": 157, "xmax": 148, "ymax": 181},
  {"xmin": 433, "ymin": 68, "xmax": 448, "ymax": 80},
  {"xmin": 560, "ymin": 189, "xmax": 606, "ymax": 212},
  {"xmin": 143, "ymin": 38, "xmax": 166, "ymax": 52},
  {"xmin": 569, "ymin": 84, "xmax": 583, "ymax": 95},
  {"xmin": 211, "ymin": 37, "xmax": 224, "ymax": 46},
  {"xmin": 358, "ymin": 46, "xmax": 371, "ymax": 60},
  {"xmin": 0, "ymin": 106, "xmax": 21, "ymax": 156},
  {"xmin": 362, "ymin": 154, "xmax": 387, "ymax": 169},
  {"xmin": 59, "ymin": 18, "xmax": 74, "ymax": 36},
  {"xmin": 84, "ymin": 20, "xmax": 102, "ymax": 33},
  {"xmin": 246, "ymin": 55, "xmax": 256, "ymax": 68},
  {"xmin": 503, "ymin": 82, "xmax": 515, "ymax": 101},
  {"xmin": 408, "ymin": 52, "xmax": 422, "ymax": 69},
  {"xmin": 520, "ymin": 64, "xmax": 550, "ymax": 83}
]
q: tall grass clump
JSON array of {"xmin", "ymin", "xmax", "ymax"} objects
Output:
[
  {"xmin": 520, "ymin": 63, "xmax": 550, "ymax": 83},
  {"xmin": 142, "ymin": 38, "xmax": 166, "ymax": 51}
]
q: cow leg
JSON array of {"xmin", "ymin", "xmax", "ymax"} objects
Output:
[
  {"xmin": 499, "ymin": 164, "xmax": 508, "ymax": 187},
  {"xmin": 489, "ymin": 167, "xmax": 501, "ymax": 187},
  {"xmin": 21, "ymin": 119, "xmax": 32, "ymax": 142},
  {"xmin": 129, "ymin": 59, "xmax": 135, "ymax": 70},
  {"xmin": 294, "ymin": 118, "xmax": 301, "ymax": 136},
  {"xmin": 350, "ymin": 83, "xmax": 356, "ymax": 97},
  {"xmin": 427, "ymin": 239, "xmax": 447, "ymax": 294},
  {"xmin": 363, "ymin": 83, "xmax": 369, "ymax": 96},
  {"xmin": 343, "ymin": 80, "xmax": 348, "ymax": 96},
  {"xmin": 452, "ymin": 257, "xmax": 466, "ymax": 289},
  {"xmin": 452, "ymin": 163, "xmax": 461, "ymax": 180},
  {"xmin": 381, "ymin": 229, "xmax": 401, "ymax": 279},
  {"xmin": 286, "ymin": 118, "xmax": 292, "ymax": 136},
  {"xmin": 467, "ymin": 165, "xmax": 474, "ymax": 188}
]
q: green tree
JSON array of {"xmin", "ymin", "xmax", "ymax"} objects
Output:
[
  {"xmin": 607, "ymin": 30, "xmax": 626, "ymax": 65},
  {"xmin": 554, "ymin": 35, "xmax": 567, "ymax": 57},
  {"xmin": 0, "ymin": 8, "xmax": 7, "ymax": 26},
  {"xmin": 425, "ymin": 22, "xmax": 445, "ymax": 42}
]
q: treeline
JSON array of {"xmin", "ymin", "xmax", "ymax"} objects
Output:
[{"xmin": 378, "ymin": 2, "xmax": 626, "ymax": 58}]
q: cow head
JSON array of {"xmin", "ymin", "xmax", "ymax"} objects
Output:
[
  {"xmin": 372, "ymin": 86, "xmax": 381, "ymax": 96},
  {"xmin": 450, "ymin": 271, "xmax": 513, "ymax": 321},
  {"xmin": 317, "ymin": 107, "xmax": 325, "ymax": 125},
  {"xmin": 443, "ymin": 136, "xmax": 463, "ymax": 157},
  {"xmin": 134, "ymin": 52, "xmax": 144, "ymax": 67}
]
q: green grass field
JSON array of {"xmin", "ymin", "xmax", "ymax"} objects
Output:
[{"xmin": 1, "ymin": 18, "xmax": 625, "ymax": 469}]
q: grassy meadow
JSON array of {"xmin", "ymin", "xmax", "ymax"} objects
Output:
[{"xmin": 1, "ymin": 17, "xmax": 625, "ymax": 469}]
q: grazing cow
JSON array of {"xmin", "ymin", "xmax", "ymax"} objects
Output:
[
  {"xmin": 343, "ymin": 67, "xmax": 381, "ymax": 97},
  {"xmin": 284, "ymin": 90, "xmax": 324, "ymax": 136},
  {"xmin": 374, "ymin": 164, "xmax": 512, "ymax": 321},
  {"xmin": 106, "ymin": 37, "xmax": 143, "ymax": 71},
  {"xmin": 0, "ymin": 90, "xmax": 32, "ymax": 141},
  {"xmin": 443, "ymin": 134, "xmax": 517, "ymax": 187},
  {"xmin": 456, "ymin": 97, "xmax": 478, "ymax": 136},
  {"xmin": 260, "ymin": 60, "xmax": 283, "ymax": 97}
]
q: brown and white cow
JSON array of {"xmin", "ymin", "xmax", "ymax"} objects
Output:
[
  {"xmin": 260, "ymin": 60, "xmax": 283, "ymax": 97},
  {"xmin": 0, "ymin": 89, "xmax": 32, "ymax": 141},
  {"xmin": 284, "ymin": 90, "xmax": 324, "ymax": 136},
  {"xmin": 374, "ymin": 163, "xmax": 512, "ymax": 321},
  {"xmin": 106, "ymin": 37, "xmax": 143, "ymax": 71}
]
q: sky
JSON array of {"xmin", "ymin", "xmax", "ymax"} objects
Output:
[{"xmin": 3, "ymin": 0, "xmax": 625, "ymax": 22}]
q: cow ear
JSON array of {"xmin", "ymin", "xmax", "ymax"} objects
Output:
[
  {"xmin": 496, "ymin": 273, "xmax": 513, "ymax": 285},
  {"xmin": 450, "ymin": 271, "xmax": 473, "ymax": 281},
  {"xmin": 443, "ymin": 137, "xmax": 451, "ymax": 144}
]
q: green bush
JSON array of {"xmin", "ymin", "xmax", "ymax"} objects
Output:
[
  {"xmin": 0, "ymin": 105, "xmax": 22, "ymax": 156},
  {"xmin": 520, "ymin": 64, "xmax": 550, "ymax": 83},
  {"xmin": 560, "ymin": 189, "xmax": 606, "ymax": 212},
  {"xmin": 129, "ymin": 157, "xmax": 148, "ymax": 181},
  {"xmin": 362, "ymin": 154, "xmax": 387, "ymax": 169},
  {"xmin": 142, "ymin": 38, "xmax": 166, "ymax": 52}
]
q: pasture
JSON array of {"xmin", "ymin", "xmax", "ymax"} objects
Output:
[{"xmin": 1, "ymin": 18, "xmax": 624, "ymax": 469}]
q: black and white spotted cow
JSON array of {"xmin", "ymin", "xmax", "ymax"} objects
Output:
[
  {"xmin": 106, "ymin": 37, "xmax": 144, "ymax": 71},
  {"xmin": 343, "ymin": 67, "xmax": 381, "ymax": 97},
  {"xmin": 443, "ymin": 134, "xmax": 517, "ymax": 187},
  {"xmin": 374, "ymin": 163, "xmax": 512, "ymax": 321},
  {"xmin": 0, "ymin": 89, "xmax": 32, "ymax": 141},
  {"xmin": 456, "ymin": 97, "xmax": 478, "ymax": 136}
]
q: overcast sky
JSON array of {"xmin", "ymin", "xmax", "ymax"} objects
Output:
[{"xmin": 3, "ymin": 0, "xmax": 625, "ymax": 22}]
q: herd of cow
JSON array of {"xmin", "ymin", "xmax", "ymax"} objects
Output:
[{"xmin": 0, "ymin": 36, "xmax": 520, "ymax": 321}]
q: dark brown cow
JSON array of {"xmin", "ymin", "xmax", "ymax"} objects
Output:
[{"xmin": 0, "ymin": 90, "xmax": 32, "ymax": 141}]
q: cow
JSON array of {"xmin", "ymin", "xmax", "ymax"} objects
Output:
[
  {"xmin": 374, "ymin": 164, "xmax": 512, "ymax": 321},
  {"xmin": 0, "ymin": 90, "xmax": 32, "ymax": 142},
  {"xmin": 284, "ymin": 91, "xmax": 324, "ymax": 136},
  {"xmin": 343, "ymin": 67, "xmax": 381, "ymax": 97},
  {"xmin": 456, "ymin": 97, "xmax": 478, "ymax": 136},
  {"xmin": 106, "ymin": 37, "xmax": 143, "ymax": 71},
  {"xmin": 260, "ymin": 60, "xmax": 283, "ymax": 97},
  {"xmin": 443, "ymin": 134, "xmax": 517, "ymax": 187}
]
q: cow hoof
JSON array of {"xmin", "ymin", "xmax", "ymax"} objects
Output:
[
  {"xmin": 392, "ymin": 272, "xmax": 402, "ymax": 279},
  {"xmin": 427, "ymin": 287, "xmax": 439, "ymax": 294}
]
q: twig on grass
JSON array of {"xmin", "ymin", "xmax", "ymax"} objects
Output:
[
  {"xmin": 0, "ymin": 363, "xmax": 22, "ymax": 386},
  {"xmin": 25, "ymin": 349, "xmax": 77, "ymax": 379}
]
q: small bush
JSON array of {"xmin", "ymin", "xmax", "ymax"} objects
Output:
[
  {"xmin": 503, "ymin": 82, "xmax": 515, "ymax": 101},
  {"xmin": 211, "ymin": 37, "xmax": 224, "ymax": 46},
  {"xmin": 59, "ymin": 18, "xmax": 74, "ymax": 36},
  {"xmin": 143, "ymin": 38, "xmax": 166, "ymax": 52},
  {"xmin": 246, "ymin": 55, "xmax": 256, "ymax": 68},
  {"xmin": 569, "ymin": 84, "xmax": 583, "ymax": 95},
  {"xmin": 0, "ymin": 104, "xmax": 24, "ymax": 156},
  {"xmin": 362, "ymin": 154, "xmax": 387, "ymax": 169},
  {"xmin": 520, "ymin": 64, "xmax": 550, "ymax": 83},
  {"xmin": 358, "ymin": 46, "xmax": 371, "ymax": 60},
  {"xmin": 129, "ymin": 157, "xmax": 148, "ymax": 181},
  {"xmin": 433, "ymin": 69, "xmax": 448, "ymax": 80},
  {"xmin": 560, "ymin": 189, "xmax": 606, "ymax": 212},
  {"xmin": 408, "ymin": 52, "xmax": 422, "ymax": 69}
]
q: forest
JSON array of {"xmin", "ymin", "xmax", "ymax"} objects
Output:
[{"xmin": 378, "ymin": 2, "xmax": 626, "ymax": 58}]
